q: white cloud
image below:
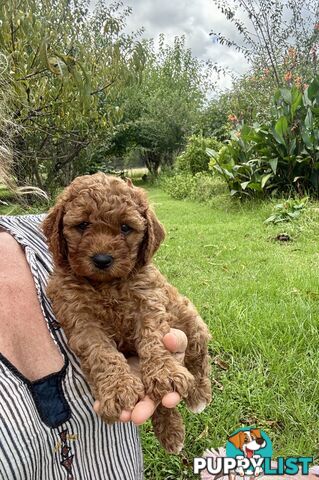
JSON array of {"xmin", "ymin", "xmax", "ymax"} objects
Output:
[{"xmin": 124, "ymin": 0, "xmax": 251, "ymax": 90}]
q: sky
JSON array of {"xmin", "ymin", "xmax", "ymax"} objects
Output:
[{"xmin": 123, "ymin": 0, "xmax": 251, "ymax": 90}]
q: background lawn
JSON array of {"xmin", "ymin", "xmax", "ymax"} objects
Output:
[
  {"xmin": 1, "ymin": 185, "xmax": 319, "ymax": 479},
  {"xmin": 141, "ymin": 186, "xmax": 319, "ymax": 479}
]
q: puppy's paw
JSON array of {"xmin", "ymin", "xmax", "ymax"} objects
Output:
[
  {"xmin": 187, "ymin": 400, "xmax": 208, "ymax": 414},
  {"xmin": 154, "ymin": 418, "xmax": 184, "ymax": 454},
  {"xmin": 96, "ymin": 374, "xmax": 145, "ymax": 423},
  {"xmin": 143, "ymin": 361, "xmax": 195, "ymax": 402},
  {"xmin": 152, "ymin": 406, "xmax": 185, "ymax": 455},
  {"xmin": 163, "ymin": 437, "xmax": 184, "ymax": 455},
  {"xmin": 185, "ymin": 377, "xmax": 212, "ymax": 414}
]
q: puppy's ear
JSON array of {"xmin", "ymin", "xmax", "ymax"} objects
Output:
[
  {"xmin": 125, "ymin": 177, "xmax": 134, "ymax": 188},
  {"xmin": 138, "ymin": 207, "xmax": 165, "ymax": 266},
  {"xmin": 42, "ymin": 199, "xmax": 68, "ymax": 268},
  {"xmin": 251, "ymin": 429, "xmax": 262, "ymax": 439},
  {"xmin": 228, "ymin": 431, "xmax": 245, "ymax": 451}
]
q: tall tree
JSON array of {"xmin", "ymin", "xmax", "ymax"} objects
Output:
[
  {"xmin": 0, "ymin": 0, "xmax": 145, "ymax": 191},
  {"xmin": 207, "ymin": 0, "xmax": 319, "ymax": 124},
  {"xmin": 103, "ymin": 36, "xmax": 213, "ymax": 175},
  {"xmin": 211, "ymin": 0, "xmax": 319, "ymax": 85}
]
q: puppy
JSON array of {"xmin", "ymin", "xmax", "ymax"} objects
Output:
[
  {"xmin": 229, "ymin": 429, "xmax": 266, "ymax": 476},
  {"xmin": 42, "ymin": 173, "xmax": 212, "ymax": 454}
]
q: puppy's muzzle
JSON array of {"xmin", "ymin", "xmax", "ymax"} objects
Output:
[
  {"xmin": 92, "ymin": 253, "xmax": 114, "ymax": 270},
  {"xmin": 256, "ymin": 438, "xmax": 265, "ymax": 446}
]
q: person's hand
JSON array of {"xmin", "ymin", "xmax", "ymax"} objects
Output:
[{"xmin": 93, "ymin": 328, "xmax": 188, "ymax": 425}]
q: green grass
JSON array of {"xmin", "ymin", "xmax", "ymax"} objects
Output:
[
  {"xmin": 2, "ymin": 185, "xmax": 319, "ymax": 478},
  {"xmin": 141, "ymin": 187, "xmax": 319, "ymax": 479},
  {"xmin": 0, "ymin": 184, "xmax": 49, "ymax": 216},
  {"xmin": 0, "ymin": 202, "xmax": 47, "ymax": 216}
]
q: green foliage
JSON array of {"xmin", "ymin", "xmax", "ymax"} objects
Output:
[
  {"xmin": 0, "ymin": 1, "xmax": 214, "ymax": 194},
  {"xmin": 197, "ymin": 101, "xmax": 231, "ymax": 140},
  {"xmin": 161, "ymin": 171, "xmax": 226, "ymax": 201},
  {"xmin": 175, "ymin": 135, "xmax": 222, "ymax": 174},
  {"xmin": 190, "ymin": 172, "xmax": 227, "ymax": 201},
  {"xmin": 211, "ymin": 0, "xmax": 319, "ymax": 86},
  {"xmin": 264, "ymin": 198, "xmax": 308, "ymax": 224},
  {"xmin": 161, "ymin": 172, "xmax": 197, "ymax": 199},
  {"xmin": 105, "ymin": 36, "xmax": 213, "ymax": 176},
  {"xmin": 0, "ymin": 0, "xmax": 146, "ymax": 192},
  {"xmin": 209, "ymin": 76, "xmax": 319, "ymax": 198},
  {"xmin": 0, "ymin": 55, "xmax": 16, "ymax": 186},
  {"xmin": 209, "ymin": 1, "xmax": 319, "ymax": 126}
]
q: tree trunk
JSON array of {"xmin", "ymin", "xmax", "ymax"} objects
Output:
[{"xmin": 144, "ymin": 151, "xmax": 161, "ymax": 176}]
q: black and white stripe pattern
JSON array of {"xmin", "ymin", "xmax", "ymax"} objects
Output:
[{"xmin": 0, "ymin": 214, "xmax": 143, "ymax": 480}]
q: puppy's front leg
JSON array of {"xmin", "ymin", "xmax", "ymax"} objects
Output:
[
  {"xmin": 136, "ymin": 310, "xmax": 194, "ymax": 403},
  {"xmin": 66, "ymin": 323, "xmax": 145, "ymax": 423}
]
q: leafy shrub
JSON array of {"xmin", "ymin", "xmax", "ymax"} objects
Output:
[
  {"xmin": 265, "ymin": 198, "xmax": 308, "ymax": 224},
  {"xmin": 190, "ymin": 172, "xmax": 226, "ymax": 201},
  {"xmin": 208, "ymin": 76, "xmax": 319, "ymax": 199},
  {"xmin": 160, "ymin": 172, "xmax": 197, "ymax": 199},
  {"xmin": 161, "ymin": 171, "xmax": 226, "ymax": 201},
  {"xmin": 176, "ymin": 135, "xmax": 222, "ymax": 174}
]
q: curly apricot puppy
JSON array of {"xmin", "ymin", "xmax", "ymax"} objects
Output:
[{"xmin": 43, "ymin": 173, "xmax": 212, "ymax": 454}]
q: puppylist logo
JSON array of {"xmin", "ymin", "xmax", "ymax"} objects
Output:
[{"xmin": 194, "ymin": 427, "xmax": 313, "ymax": 477}]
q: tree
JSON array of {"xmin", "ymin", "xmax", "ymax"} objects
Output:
[
  {"xmin": 0, "ymin": 0, "xmax": 145, "ymax": 192},
  {"xmin": 102, "ymin": 36, "xmax": 214, "ymax": 175},
  {"xmin": 207, "ymin": 1, "xmax": 319, "ymax": 125},
  {"xmin": 211, "ymin": 0, "xmax": 319, "ymax": 86},
  {"xmin": 0, "ymin": 53, "xmax": 16, "ymax": 186}
]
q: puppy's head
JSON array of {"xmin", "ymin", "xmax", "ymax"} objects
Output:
[
  {"xmin": 42, "ymin": 173, "xmax": 165, "ymax": 281},
  {"xmin": 228, "ymin": 429, "xmax": 266, "ymax": 454}
]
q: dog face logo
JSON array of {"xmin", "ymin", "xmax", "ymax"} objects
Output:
[
  {"xmin": 228, "ymin": 429, "xmax": 266, "ymax": 459},
  {"xmin": 43, "ymin": 173, "xmax": 165, "ymax": 281},
  {"xmin": 226, "ymin": 427, "xmax": 272, "ymax": 477}
]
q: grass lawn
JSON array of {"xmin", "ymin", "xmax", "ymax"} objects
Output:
[
  {"xmin": 1, "ymin": 185, "xmax": 319, "ymax": 478},
  {"xmin": 142, "ymin": 186, "xmax": 319, "ymax": 479}
]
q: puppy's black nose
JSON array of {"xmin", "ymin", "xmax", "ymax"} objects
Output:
[
  {"xmin": 256, "ymin": 438, "xmax": 264, "ymax": 445},
  {"xmin": 92, "ymin": 254, "xmax": 114, "ymax": 270}
]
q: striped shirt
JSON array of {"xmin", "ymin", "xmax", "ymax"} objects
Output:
[{"xmin": 0, "ymin": 214, "xmax": 143, "ymax": 480}]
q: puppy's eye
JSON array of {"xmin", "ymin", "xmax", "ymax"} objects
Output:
[
  {"xmin": 120, "ymin": 224, "xmax": 132, "ymax": 235},
  {"xmin": 76, "ymin": 222, "xmax": 90, "ymax": 231}
]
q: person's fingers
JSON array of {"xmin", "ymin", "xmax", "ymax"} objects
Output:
[
  {"xmin": 93, "ymin": 400, "xmax": 100, "ymax": 414},
  {"xmin": 119, "ymin": 410, "xmax": 132, "ymax": 422},
  {"xmin": 161, "ymin": 391, "xmax": 181, "ymax": 408},
  {"xmin": 95, "ymin": 392, "xmax": 181, "ymax": 425},
  {"xmin": 163, "ymin": 329, "xmax": 188, "ymax": 353},
  {"xmin": 131, "ymin": 391, "xmax": 182, "ymax": 425},
  {"xmin": 131, "ymin": 396, "xmax": 157, "ymax": 425},
  {"xmin": 93, "ymin": 400, "xmax": 132, "ymax": 423}
]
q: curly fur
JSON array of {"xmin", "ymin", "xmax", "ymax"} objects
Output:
[{"xmin": 42, "ymin": 173, "xmax": 212, "ymax": 454}]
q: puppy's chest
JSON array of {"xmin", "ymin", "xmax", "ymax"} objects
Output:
[{"xmin": 95, "ymin": 288, "xmax": 151, "ymax": 349}]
